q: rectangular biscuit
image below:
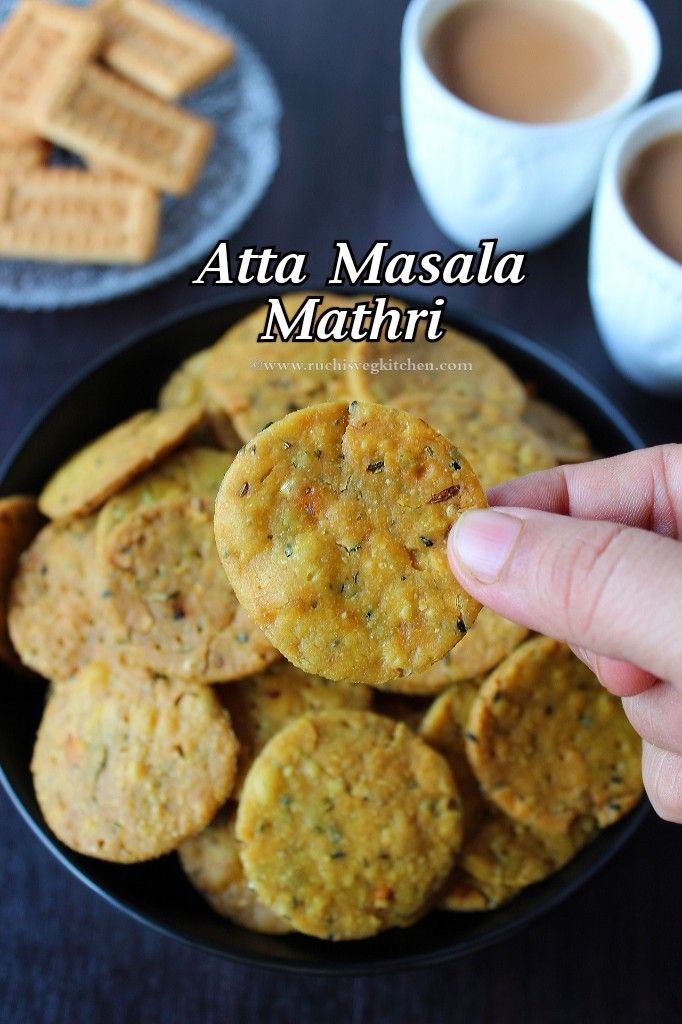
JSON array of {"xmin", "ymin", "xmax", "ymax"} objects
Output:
[
  {"xmin": 95, "ymin": 0, "xmax": 235, "ymax": 99},
  {"xmin": 0, "ymin": 168, "xmax": 160, "ymax": 263},
  {"xmin": 0, "ymin": 0, "xmax": 102, "ymax": 127},
  {"xmin": 0, "ymin": 116, "xmax": 50, "ymax": 172},
  {"xmin": 37, "ymin": 63, "xmax": 214, "ymax": 195},
  {"xmin": 0, "ymin": 116, "xmax": 35, "ymax": 143}
]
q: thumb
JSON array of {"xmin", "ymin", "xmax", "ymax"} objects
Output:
[{"xmin": 447, "ymin": 507, "xmax": 682, "ymax": 686}]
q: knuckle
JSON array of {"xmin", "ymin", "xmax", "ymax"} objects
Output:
[
  {"xmin": 539, "ymin": 522, "xmax": 628, "ymax": 643},
  {"xmin": 656, "ymin": 444, "xmax": 682, "ymax": 538},
  {"xmin": 624, "ymin": 684, "xmax": 682, "ymax": 755},
  {"xmin": 568, "ymin": 644, "xmax": 597, "ymax": 674},
  {"xmin": 643, "ymin": 746, "xmax": 682, "ymax": 824},
  {"xmin": 658, "ymin": 442, "xmax": 682, "ymax": 464},
  {"xmin": 622, "ymin": 694, "xmax": 658, "ymax": 745}
]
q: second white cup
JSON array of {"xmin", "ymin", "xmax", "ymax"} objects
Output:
[{"xmin": 589, "ymin": 92, "xmax": 682, "ymax": 396}]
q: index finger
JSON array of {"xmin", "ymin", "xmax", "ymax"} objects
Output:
[{"xmin": 488, "ymin": 444, "xmax": 682, "ymax": 538}]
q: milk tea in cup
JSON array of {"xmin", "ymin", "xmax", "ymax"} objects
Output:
[
  {"xmin": 423, "ymin": 0, "xmax": 632, "ymax": 125},
  {"xmin": 622, "ymin": 132, "xmax": 682, "ymax": 266}
]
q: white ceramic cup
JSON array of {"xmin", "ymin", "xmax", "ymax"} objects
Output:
[
  {"xmin": 589, "ymin": 92, "xmax": 682, "ymax": 396},
  {"xmin": 401, "ymin": 0, "xmax": 661, "ymax": 251}
]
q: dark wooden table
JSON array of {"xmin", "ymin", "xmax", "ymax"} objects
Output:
[{"xmin": 1, "ymin": 2, "xmax": 681, "ymax": 1021}]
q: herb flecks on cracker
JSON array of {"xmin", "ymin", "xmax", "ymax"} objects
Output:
[
  {"xmin": 32, "ymin": 659, "xmax": 238, "ymax": 863},
  {"xmin": 236, "ymin": 709, "xmax": 462, "ymax": 939},
  {"xmin": 466, "ymin": 637, "xmax": 643, "ymax": 833},
  {"xmin": 215, "ymin": 400, "xmax": 486, "ymax": 684}
]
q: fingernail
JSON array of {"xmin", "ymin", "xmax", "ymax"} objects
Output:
[{"xmin": 448, "ymin": 510, "xmax": 524, "ymax": 584}]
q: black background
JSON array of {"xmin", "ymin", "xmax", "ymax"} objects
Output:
[{"xmin": 1, "ymin": 1, "xmax": 681, "ymax": 1021}]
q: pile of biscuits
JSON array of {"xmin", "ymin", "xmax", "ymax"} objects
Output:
[
  {"xmin": 0, "ymin": 294, "xmax": 643, "ymax": 942},
  {"xmin": 0, "ymin": 0, "xmax": 234, "ymax": 264}
]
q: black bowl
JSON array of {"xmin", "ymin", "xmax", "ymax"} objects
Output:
[{"xmin": 0, "ymin": 295, "xmax": 648, "ymax": 975}]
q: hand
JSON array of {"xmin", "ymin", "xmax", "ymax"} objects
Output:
[{"xmin": 447, "ymin": 444, "xmax": 682, "ymax": 824}]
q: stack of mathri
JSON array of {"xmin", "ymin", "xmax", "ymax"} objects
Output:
[
  {"xmin": 0, "ymin": 293, "xmax": 642, "ymax": 941},
  {"xmin": 0, "ymin": 0, "xmax": 234, "ymax": 263}
]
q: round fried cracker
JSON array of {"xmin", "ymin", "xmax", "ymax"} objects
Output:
[
  {"xmin": 158, "ymin": 349, "xmax": 242, "ymax": 453},
  {"xmin": 523, "ymin": 397, "xmax": 594, "ymax": 464},
  {"xmin": 159, "ymin": 350, "xmax": 212, "ymax": 409},
  {"xmin": 204, "ymin": 294, "xmax": 355, "ymax": 442},
  {"xmin": 219, "ymin": 661, "xmax": 372, "ymax": 795},
  {"xmin": 104, "ymin": 495, "xmax": 278, "ymax": 683},
  {"xmin": 393, "ymin": 394, "xmax": 555, "ymax": 490},
  {"xmin": 32, "ymin": 659, "xmax": 238, "ymax": 862},
  {"xmin": 209, "ymin": 413, "xmax": 244, "ymax": 453},
  {"xmin": 95, "ymin": 446, "xmax": 232, "ymax": 557},
  {"xmin": 420, "ymin": 679, "xmax": 487, "ymax": 839},
  {"xmin": 236, "ymin": 709, "xmax": 462, "ymax": 939},
  {"xmin": 466, "ymin": 637, "xmax": 643, "ymax": 833},
  {"xmin": 215, "ymin": 400, "xmax": 486, "ymax": 684},
  {"xmin": 421, "ymin": 679, "xmax": 596, "ymax": 910},
  {"xmin": 38, "ymin": 404, "xmax": 206, "ymax": 518},
  {"xmin": 0, "ymin": 495, "xmax": 42, "ymax": 669},
  {"xmin": 378, "ymin": 607, "xmax": 528, "ymax": 695},
  {"xmin": 179, "ymin": 803, "xmax": 291, "ymax": 934},
  {"xmin": 348, "ymin": 302, "xmax": 527, "ymax": 415},
  {"xmin": 441, "ymin": 810, "xmax": 596, "ymax": 912},
  {"xmin": 8, "ymin": 515, "xmax": 112, "ymax": 681}
]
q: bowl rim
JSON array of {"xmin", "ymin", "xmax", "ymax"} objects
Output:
[
  {"xmin": 0, "ymin": 293, "xmax": 647, "ymax": 477},
  {"xmin": 0, "ymin": 292, "xmax": 649, "ymax": 975}
]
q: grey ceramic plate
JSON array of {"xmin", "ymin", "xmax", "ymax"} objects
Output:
[{"xmin": 0, "ymin": 0, "xmax": 281, "ymax": 310}]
